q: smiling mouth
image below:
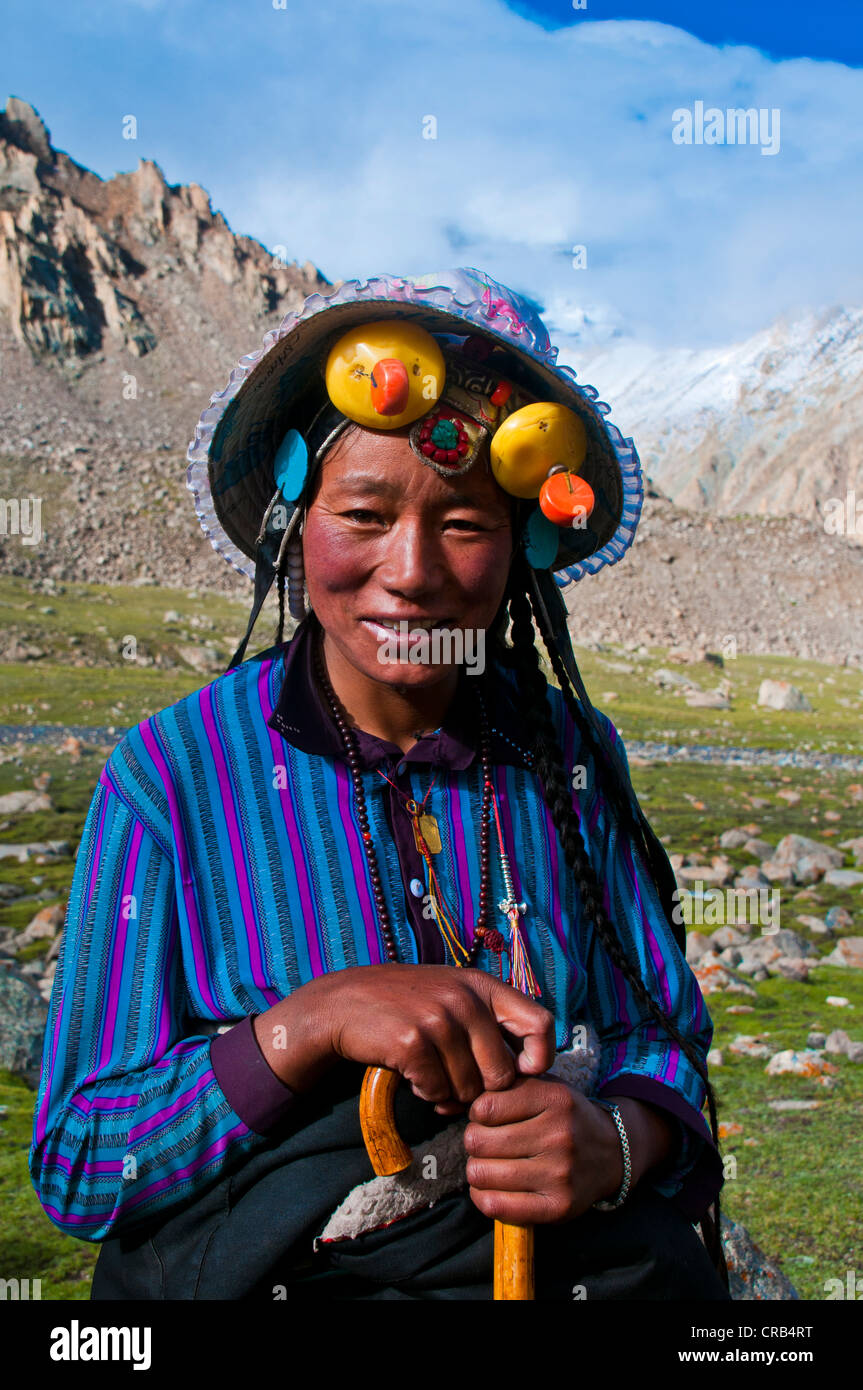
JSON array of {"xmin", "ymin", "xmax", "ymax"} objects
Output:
[{"xmin": 361, "ymin": 617, "xmax": 455, "ymax": 632}]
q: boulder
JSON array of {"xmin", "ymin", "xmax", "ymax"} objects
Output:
[
  {"xmin": 719, "ymin": 829, "xmax": 750, "ymax": 850},
  {"xmin": 729, "ymin": 1035, "xmax": 772, "ymax": 1059},
  {"xmin": 757, "ymin": 680, "xmax": 812, "ymax": 712},
  {"xmin": 765, "ymin": 1050, "xmax": 838, "ymax": 1078},
  {"xmin": 823, "ymin": 869, "xmax": 863, "ymax": 889},
  {"xmin": 743, "ymin": 838, "xmax": 774, "ymax": 860},
  {"xmin": 0, "ymin": 964, "xmax": 48, "ymax": 1084},
  {"xmin": 772, "ymin": 835, "xmax": 843, "ymax": 869},
  {"xmin": 720, "ymin": 1216, "xmax": 799, "ymax": 1301},
  {"xmin": 0, "ymin": 790, "xmax": 53, "ymax": 815},
  {"xmin": 821, "ymin": 938, "xmax": 863, "ymax": 969}
]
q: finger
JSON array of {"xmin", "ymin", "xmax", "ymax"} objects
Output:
[
  {"xmin": 469, "ymin": 974, "xmax": 556, "ymax": 1074},
  {"xmin": 465, "ymin": 1154, "xmax": 554, "ymax": 1194},
  {"xmin": 469, "ymin": 1185, "xmax": 562, "ymax": 1226},
  {"xmin": 468, "ymin": 1076, "xmax": 562, "ymax": 1127},
  {"xmin": 460, "ymin": 1005, "xmax": 517, "ymax": 1093},
  {"xmin": 398, "ymin": 1030, "xmax": 455, "ymax": 1104},
  {"xmin": 429, "ymin": 1016, "xmax": 485, "ymax": 1106},
  {"xmin": 463, "ymin": 1112, "xmax": 549, "ymax": 1160}
]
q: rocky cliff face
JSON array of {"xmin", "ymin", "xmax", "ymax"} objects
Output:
[{"xmin": 0, "ymin": 96, "xmax": 325, "ymax": 362}]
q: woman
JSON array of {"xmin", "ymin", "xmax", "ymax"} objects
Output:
[{"xmin": 30, "ymin": 268, "xmax": 728, "ymax": 1300}]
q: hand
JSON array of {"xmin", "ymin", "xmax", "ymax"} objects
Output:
[
  {"xmin": 463, "ymin": 1075, "xmax": 627, "ymax": 1224},
  {"xmin": 255, "ymin": 964, "xmax": 555, "ymax": 1114}
]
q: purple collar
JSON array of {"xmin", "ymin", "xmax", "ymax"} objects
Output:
[{"xmin": 266, "ymin": 614, "xmax": 533, "ymax": 771}]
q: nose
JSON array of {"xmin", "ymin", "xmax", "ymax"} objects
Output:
[{"xmin": 377, "ymin": 513, "xmax": 450, "ymax": 598}]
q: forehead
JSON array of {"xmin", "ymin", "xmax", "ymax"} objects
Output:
[{"xmin": 314, "ymin": 424, "xmax": 509, "ymax": 506}]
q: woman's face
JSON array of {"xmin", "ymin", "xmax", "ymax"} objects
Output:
[{"xmin": 302, "ymin": 422, "xmax": 515, "ymax": 691}]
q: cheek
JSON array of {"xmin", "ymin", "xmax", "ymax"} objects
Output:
[{"xmin": 302, "ymin": 514, "xmax": 361, "ymax": 591}]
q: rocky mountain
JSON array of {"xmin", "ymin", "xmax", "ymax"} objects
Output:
[
  {"xmin": 0, "ymin": 97, "xmax": 329, "ymax": 591},
  {"xmin": 573, "ymin": 308, "xmax": 863, "ymax": 531},
  {"xmin": 0, "ymin": 96, "xmax": 861, "ymax": 665}
]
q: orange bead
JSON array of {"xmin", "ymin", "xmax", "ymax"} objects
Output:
[
  {"xmin": 370, "ymin": 358, "xmax": 410, "ymax": 416},
  {"xmin": 539, "ymin": 472, "xmax": 595, "ymax": 526}
]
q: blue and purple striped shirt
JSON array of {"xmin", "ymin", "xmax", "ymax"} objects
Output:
[{"xmin": 30, "ymin": 615, "xmax": 722, "ymax": 1240}]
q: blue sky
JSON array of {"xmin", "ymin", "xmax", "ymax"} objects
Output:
[{"xmin": 4, "ymin": 1, "xmax": 863, "ymax": 349}]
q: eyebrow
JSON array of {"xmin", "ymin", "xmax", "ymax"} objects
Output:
[{"xmin": 336, "ymin": 475, "xmax": 487, "ymax": 508}]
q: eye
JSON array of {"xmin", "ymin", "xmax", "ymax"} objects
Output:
[
  {"xmin": 344, "ymin": 508, "xmax": 383, "ymax": 522},
  {"xmin": 445, "ymin": 518, "xmax": 488, "ymax": 532}
]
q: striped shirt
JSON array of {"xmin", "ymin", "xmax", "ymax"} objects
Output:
[{"xmin": 30, "ymin": 615, "xmax": 722, "ymax": 1241}]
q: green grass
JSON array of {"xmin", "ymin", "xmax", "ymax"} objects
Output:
[{"xmin": 1, "ymin": 579, "xmax": 861, "ymax": 1299}]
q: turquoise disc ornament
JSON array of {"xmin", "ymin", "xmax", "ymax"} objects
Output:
[
  {"xmin": 273, "ymin": 429, "xmax": 309, "ymax": 502},
  {"xmin": 523, "ymin": 506, "xmax": 560, "ymax": 569}
]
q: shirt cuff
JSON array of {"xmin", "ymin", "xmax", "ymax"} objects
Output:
[
  {"xmin": 596, "ymin": 1073, "xmax": 724, "ymax": 1224},
  {"xmin": 210, "ymin": 1014, "xmax": 300, "ymax": 1137}
]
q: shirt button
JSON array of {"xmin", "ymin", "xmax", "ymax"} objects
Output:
[
  {"xmin": 397, "ymin": 761, "xmax": 407, "ymax": 776},
  {"xmin": 409, "ymin": 878, "xmax": 424, "ymax": 898}
]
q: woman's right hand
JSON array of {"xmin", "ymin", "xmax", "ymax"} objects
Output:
[{"xmin": 253, "ymin": 964, "xmax": 555, "ymax": 1113}]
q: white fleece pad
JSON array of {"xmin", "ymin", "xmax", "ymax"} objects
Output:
[{"xmin": 316, "ymin": 1024, "xmax": 601, "ymax": 1247}]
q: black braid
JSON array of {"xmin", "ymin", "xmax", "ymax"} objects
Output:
[
  {"xmin": 505, "ymin": 566, "xmax": 727, "ymax": 1285},
  {"xmin": 276, "ymin": 561, "xmax": 287, "ymax": 646}
]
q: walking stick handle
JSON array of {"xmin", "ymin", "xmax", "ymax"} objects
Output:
[{"xmin": 359, "ymin": 1064, "xmax": 535, "ymax": 1300}]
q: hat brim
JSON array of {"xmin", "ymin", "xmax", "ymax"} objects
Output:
[{"xmin": 186, "ymin": 271, "xmax": 643, "ymax": 589}]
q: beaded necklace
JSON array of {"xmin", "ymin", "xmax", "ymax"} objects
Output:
[{"xmin": 312, "ymin": 629, "xmax": 540, "ymax": 996}]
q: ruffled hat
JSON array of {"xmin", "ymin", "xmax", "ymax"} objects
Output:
[{"xmin": 186, "ymin": 267, "xmax": 643, "ymax": 665}]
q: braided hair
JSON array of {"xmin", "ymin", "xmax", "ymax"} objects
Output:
[{"xmin": 500, "ymin": 555, "xmax": 727, "ymax": 1285}]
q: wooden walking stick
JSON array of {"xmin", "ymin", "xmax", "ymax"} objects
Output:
[{"xmin": 360, "ymin": 1064, "xmax": 534, "ymax": 1300}]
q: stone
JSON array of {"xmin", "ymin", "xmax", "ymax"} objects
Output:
[
  {"xmin": 720, "ymin": 829, "xmax": 750, "ymax": 850},
  {"xmin": 0, "ymin": 964, "xmax": 48, "ymax": 1084},
  {"xmin": 760, "ymin": 860, "xmax": 795, "ymax": 885},
  {"xmin": 727, "ymin": 1004, "xmax": 755, "ymax": 1014},
  {"xmin": 768, "ymin": 1100, "xmax": 821, "ymax": 1112},
  {"xmin": 765, "ymin": 1050, "xmax": 838, "ymax": 1077},
  {"xmin": 718, "ymin": 946, "xmax": 743, "ymax": 967},
  {"xmin": 757, "ymin": 680, "xmax": 812, "ymax": 711},
  {"xmin": 736, "ymin": 930, "xmax": 814, "ymax": 977},
  {"xmin": 707, "ymin": 1049, "xmax": 723, "ymax": 1067},
  {"xmin": 729, "ymin": 1035, "xmax": 772, "ymax": 1059},
  {"xmin": 773, "ymin": 835, "xmax": 843, "ymax": 869},
  {"xmin": 794, "ymin": 855, "xmax": 827, "ymax": 885},
  {"xmin": 823, "ymin": 869, "xmax": 863, "ymax": 888},
  {"xmin": 826, "ymin": 995, "xmax": 851, "ymax": 1007},
  {"xmin": 18, "ymin": 903, "xmax": 65, "ymax": 944},
  {"xmin": 719, "ymin": 1215, "xmax": 799, "ymax": 1300},
  {"xmin": 796, "ymin": 914, "xmax": 832, "ymax": 935},
  {"xmin": 807, "ymin": 1032, "xmax": 827, "ymax": 1048},
  {"xmin": 821, "ymin": 938, "xmax": 863, "ymax": 969},
  {"xmin": 837, "ymin": 836, "xmax": 863, "ymax": 864},
  {"xmin": 711, "ymin": 926, "xmax": 747, "ymax": 949},
  {"xmin": 735, "ymin": 868, "xmax": 770, "ymax": 890},
  {"xmin": 774, "ymin": 958, "xmax": 813, "ymax": 983},
  {"xmin": 825, "ymin": 1029, "xmax": 862, "ymax": 1057},
  {"xmin": 676, "ymin": 864, "xmax": 733, "ymax": 886},
  {"xmin": 743, "ymin": 838, "xmax": 774, "ymax": 860},
  {"xmin": 176, "ymin": 643, "xmax": 224, "ymax": 674},
  {"xmin": 685, "ymin": 689, "xmax": 730, "ymax": 709},
  {"xmin": 685, "ymin": 932, "xmax": 713, "ymax": 964},
  {"xmin": 825, "ymin": 907, "xmax": 854, "ymax": 932},
  {"xmin": 0, "ymin": 789, "xmax": 53, "ymax": 815}
]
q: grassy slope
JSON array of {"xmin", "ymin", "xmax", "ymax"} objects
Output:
[{"xmin": 1, "ymin": 578, "xmax": 861, "ymax": 1300}]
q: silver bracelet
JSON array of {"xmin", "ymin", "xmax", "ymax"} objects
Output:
[{"xmin": 591, "ymin": 1101, "xmax": 633, "ymax": 1211}]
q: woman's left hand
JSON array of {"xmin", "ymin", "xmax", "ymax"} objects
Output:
[{"xmin": 463, "ymin": 1076, "xmax": 671, "ymax": 1224}]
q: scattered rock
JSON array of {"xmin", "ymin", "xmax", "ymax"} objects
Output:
[
  {"xmin": 757, "ymin": 680, "xmax": 812, "ymax": 712},
  {"xmin": 0, "ymin": 963, "xmax": 48, "ymax": 1084},
  {"xmin": 825, "ymin": 907, "xmax": 854, "ymax": 933},
  {"xmin": 765, "ymin": 1049, "xmax": 838, "ymax": 1077},
  {"xmin": 807, "ymin": 1032, "xmax": 827, "ymax": 1048},
  {"xmin": 826, "ymin": 995, "xmax": 852, "ymax": 1007},
  {"xmin": 720, "ymin": 829, "xmax": 750, "ymax": 850},
  {"xmin": 743, "ymin": 838, "xmax": 774, "ymax": 860},
  {"xmin": 796, "ymin": 914, "xmax": 833, "ymax": 935},
  {"xmin": 768, "ymin": 1100, "xmax": 821, "ymax": 1112},
  {"xmin": 707, "ymin": 1049, "xmax": 723, "ymax": 1067},
  {"xmin": 773, "ymin": 835, "xmax": 843, "ymax": 869},
  {"xmin": 825, "ymin": 1029, "xmax": 863, "ymax": 1061},
  {"xmin": 823, "ymin": 869, "xmax": 863, "ymax": 888},
  {"xmin": 0, "ymin": 789, "xmax": 53, "ymax": 815},
  {"xmin": 729, "ymin": 1034, "xmax": 772, "ymax": 1059},
  {"xmin": 720, "ymin": 1216, "xmax": 799, "ymax": 1300},
  {"xmin": 821, "ymin": 938, "xmax": 863, "ymax": 969},
  {"xmin": 16, "ymin": 903, "xmax": 65, "ymax": 946},
  {"xmin": 838, "ymin": 836, "xmax": 863, "ymax": 865},
  {"xmin": 685, "ymin": 932, "xmax": 713, "ymax": 964}
]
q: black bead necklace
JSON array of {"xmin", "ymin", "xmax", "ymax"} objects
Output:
[{"xmin": 312, "ymin": 629, "xmax": 501, "ymax": 967}]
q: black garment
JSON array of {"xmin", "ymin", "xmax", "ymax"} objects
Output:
[{"xmin": 91, "ymin": 1065, "xmax": 728, "ymax": 1302}]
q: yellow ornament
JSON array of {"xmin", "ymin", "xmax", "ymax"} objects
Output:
[
  {"xmin": 490, "ymin": 402, "xmax": 588, "ymax": 498},
  {"xmin": 325, "ymin": 321, "xmax": 445, "ymax": 430}
]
